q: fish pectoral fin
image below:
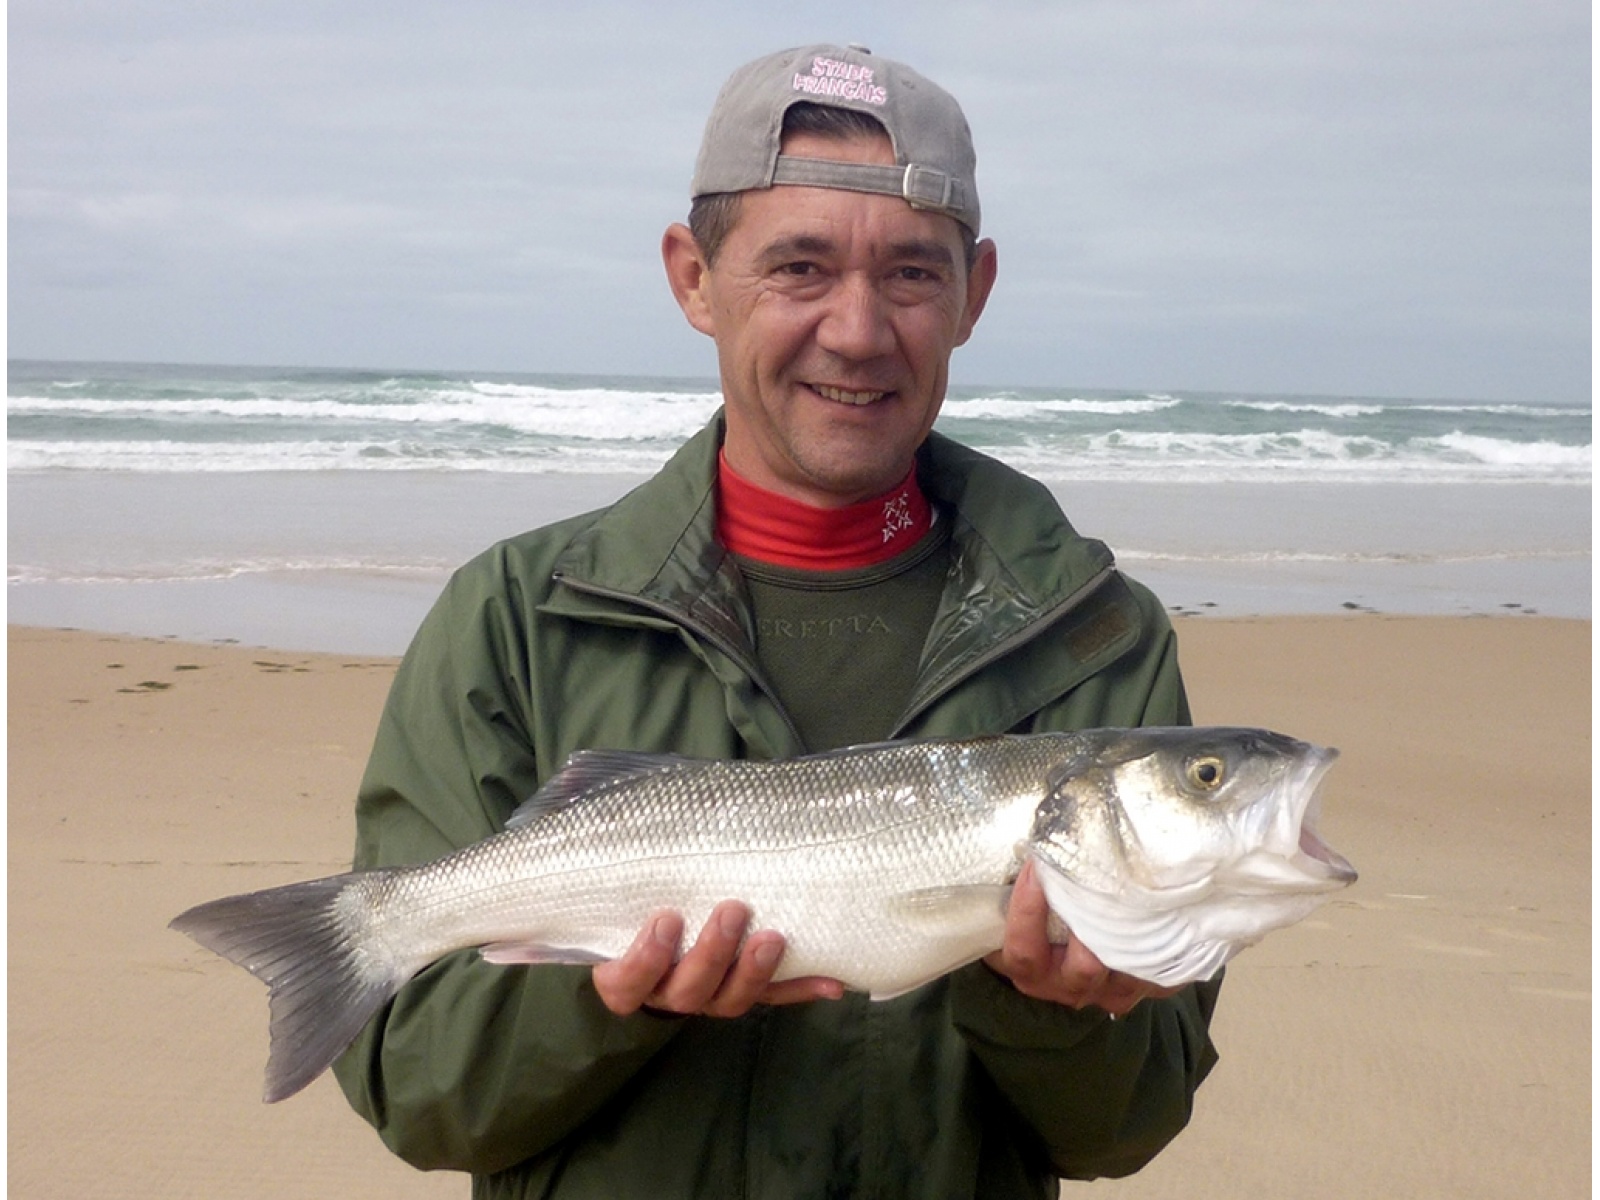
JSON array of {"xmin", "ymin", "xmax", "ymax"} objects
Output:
[
  {"xmin": 884, "ymin": 885, "xmax": 1011, "ymax": 934},
  {"xmin": 479, "ymin": 941, "xmax": 609, "ymax": 967}
]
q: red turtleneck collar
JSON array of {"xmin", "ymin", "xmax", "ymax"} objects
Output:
[{"xmin": 716, "ymin": 452, "xmax": 934, "ymax": 570}]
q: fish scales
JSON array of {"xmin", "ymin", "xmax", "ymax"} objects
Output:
[
  {"xmin": 170, "ymin": 727, "xmax": 1356, "ymax": 1102},
  {"xmin": 359, "ymin": 737, "xmax": 1053, "ymax": 988}
]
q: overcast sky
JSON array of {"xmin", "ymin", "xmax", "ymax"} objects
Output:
[{"xmin": 9, "ymin": 0, "xmax": 1591, "ymax": 402}]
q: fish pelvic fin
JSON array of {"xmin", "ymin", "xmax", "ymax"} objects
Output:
[
  {"xmin": 885, "ymin": 885, "xmax": 1011, "ymax": 934},
  {"xmin": 868, "ymin": 885, "xmax": 1012, "ymax": 1000},
  {"xmin": 169, "ymin": 873, "xmax": 403, "ymax": 1103}
]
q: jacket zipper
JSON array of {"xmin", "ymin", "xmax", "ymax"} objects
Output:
[
  {"xmin": 891, "ymin": 564, "xmax": 1118, "ymax": 738},
  {"xmin": 550, "ymin": 571, "xmax": 809, "ymax": 752}
]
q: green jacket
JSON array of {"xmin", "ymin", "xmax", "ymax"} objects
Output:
[{"xmin": 333, "ymin": 417, "xmax": 1221, "ymax": 1199}]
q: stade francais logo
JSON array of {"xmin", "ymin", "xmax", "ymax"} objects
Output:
[{"xmin": 791, "ymin": 56, "xmax": 889, "ymax": 106}]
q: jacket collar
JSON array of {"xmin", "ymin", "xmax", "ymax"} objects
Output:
[
  {"xmin": 546, "ymin": 415, "xmax": 750, "ymax": 652},
  {"xmin": 546, "ymin": 413, "xmax": 1138, "ymax": 735},
  {"xmin": 550, "ymin": 414, "xmax": 1114, "ymax": 602}
]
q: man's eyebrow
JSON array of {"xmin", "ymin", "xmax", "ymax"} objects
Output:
[
  {"xmin": 756, "ymin": 234, "xmax": 956, "ymax": 268},
  {"xmin": 757, "ymin": 234, "xmax": 836, "ymax": 264},
  {"xmin": 887, "ymin": 239, "xmax": 956, "ymax": 269}
]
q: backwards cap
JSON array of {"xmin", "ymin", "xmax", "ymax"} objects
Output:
[{"xmin": 691, "ymin": 44, "xmax": 981, "ymax": 235}]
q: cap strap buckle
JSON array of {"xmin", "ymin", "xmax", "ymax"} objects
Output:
[
  {"xmin": 771, "ymin": 155, "xmax": 963, "ymax": 220},
  {"xmin": 901, "ymin": 164, "xmax": 960, "ymax": 214}
]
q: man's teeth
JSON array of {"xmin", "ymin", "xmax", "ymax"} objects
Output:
[{"xmin": 814, "ymin": 385, "xmax": 887, "ymax": 405}]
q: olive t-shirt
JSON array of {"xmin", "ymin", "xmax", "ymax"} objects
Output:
[{"xmin": 735, "ymin": 519, "xmax": 951, "ymax": 752}]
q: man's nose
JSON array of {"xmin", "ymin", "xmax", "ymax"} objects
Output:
[{"xmin": 816, "ymin": 275, "xmax": 896, "ymax": 360}]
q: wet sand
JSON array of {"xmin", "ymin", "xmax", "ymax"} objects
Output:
[{"xmin": 9, "ymin": 471, "xmax": 1590, "ymax": 658}]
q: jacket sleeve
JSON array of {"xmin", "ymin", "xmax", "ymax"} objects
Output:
[
  {"xmin": 950, "ymin": 578, "xmax": 1223, "ymax": 1179},
  {"xmin": 950, "ymin": 964, "xmax": 1222, "ymax": 1179},
  {"xmin": 330, "ymin": 560, "xmax": 683, "ymax": 1175}
]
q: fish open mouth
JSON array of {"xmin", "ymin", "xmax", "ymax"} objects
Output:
[
  {"xmin": 1218, "ymin": 741, "xmax": 1357, "ymax": 895},
  {"xmin": 1289, "ymin": 746, "xmax": 1358, "ymax": 887}
]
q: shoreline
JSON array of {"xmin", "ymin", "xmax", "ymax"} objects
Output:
[
  {"xmin": 8, "ymin": 571, "xmax": 1586, "ymax": 659},
  {"xmin": 8, "ymin": 615, "xmax": 1590, "ymax": 1198},
  {"xmin": 8, "ymin": 471, "xmax": 1590, "ymax": 654}
]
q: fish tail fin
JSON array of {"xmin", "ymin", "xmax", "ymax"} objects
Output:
[{"xmin": 170, "ymin": 873, "xmax": 403, "ymax": 1103}]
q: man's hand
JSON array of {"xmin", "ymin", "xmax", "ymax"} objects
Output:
[
  {"xmin": 984, "ymin": 860, "xmax": 1180, "ymax": 1017},
  {"xmin": 592, "ymin": 900, "xmax": 846, "ymax": 1018}
]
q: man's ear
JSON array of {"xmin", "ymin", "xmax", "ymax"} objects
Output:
[
  {"xmin": 662, "ymin": 223, "xmax": 717, "ymax": 338},
  {"xmin": 954, "ymin": 237, "xmax": 998, "ymax": 348}
]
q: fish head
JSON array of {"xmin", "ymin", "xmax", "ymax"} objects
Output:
[{"xmin": 1028, "ymin": 726, "xmax": 1356, "ymax": 904}]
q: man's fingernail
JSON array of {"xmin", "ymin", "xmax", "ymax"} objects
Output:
[
  {"xmin": 753, "ymin": 939, "xmax": 782, "ymax": 969},
  {"xmin": 652, "ymin": 915, "xmax": 678, "ymax": 948},
  {"xmin": 719, "ymin": 904, "xmax": 747, "ymax": 938}
]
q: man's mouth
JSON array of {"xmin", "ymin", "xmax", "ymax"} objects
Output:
[{"xmin": 812, "ymin": 384, "xmax": 889, "ymax": 406}]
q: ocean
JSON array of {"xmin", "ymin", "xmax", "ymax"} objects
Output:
[
  {"xmin": 8, "ymin": 360, "xmax": 1591, "ymax": 653},
  {"xmin": 8, "ymin": 360, "xmax": 1590, "ymax": 483}
]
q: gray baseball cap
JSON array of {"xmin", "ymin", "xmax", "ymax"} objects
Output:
[{"xmin": 691, "ymin": 44, "xmax": 981, "ymax": 235}]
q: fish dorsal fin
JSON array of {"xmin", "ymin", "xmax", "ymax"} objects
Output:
[{"xmin": 506, "ymin": 749, "xmax": 700, "ymax": 829}]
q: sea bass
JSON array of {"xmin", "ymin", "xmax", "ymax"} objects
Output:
[{"xmin": 171, "ymin": 726, "xmax": 1356, "ymax": 1102}]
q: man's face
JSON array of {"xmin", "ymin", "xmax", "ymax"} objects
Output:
[{"xmin": 665, "ymin": 129, "xmax": 997, "ymax": 508}]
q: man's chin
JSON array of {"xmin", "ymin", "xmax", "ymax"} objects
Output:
[{"xmin": 788, "ymin": 451, "xmax": 920, "ymax": 507}]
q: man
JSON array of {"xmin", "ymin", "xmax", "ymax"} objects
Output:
[{"xmin": 334, "ymin": 44, "xmax": 1220, "ymax": 1198}]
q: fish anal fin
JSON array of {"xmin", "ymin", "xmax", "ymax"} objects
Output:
[{"xmin": 480, "ymin": 941, "xmax": 608, "ymax": 967}]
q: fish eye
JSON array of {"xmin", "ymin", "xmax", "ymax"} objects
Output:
[{"xmin": 1186, "ymin": 755, "xmax": 1226, "ymax": 791}]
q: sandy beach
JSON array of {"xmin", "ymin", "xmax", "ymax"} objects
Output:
[{"xmin": 7, "ymin": 615, "xmax": 1590, "ymax": 1199}]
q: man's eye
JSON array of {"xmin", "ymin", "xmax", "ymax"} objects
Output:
[
  {"xmin": 892, "ymin": 265, "xmax": 950, "ymax": 291},
  {"xmin": 778, "ymin": 262, "xmax": 818, "ymax": 277}
]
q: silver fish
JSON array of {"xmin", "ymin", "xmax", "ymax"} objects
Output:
[{"xmin": 171, "ymin": 726, "xmax": 1355, "ymax": 1102}]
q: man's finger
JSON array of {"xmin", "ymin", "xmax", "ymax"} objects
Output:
[
  {"xmin": 592, "ymin": 911, "xmax": 683, "ymax": 1016},
  {"xmin": 1058, "ymin": 935, "xmax": 1112, "ymax": 1000},
  {"xmin": 990, "ymin": 860, "xmax": 1051, "ymax": 981},
  {"xmin": 698, "ymin": 930, "xmax": 787, "ymax": 1017},
  {"xmin": 593, "ymin": 903, "xmax": 850, "ymax": 1017},
  {"xmin": 645, "ymin": 901, "xmax": 750, "ymax": 1014}
]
